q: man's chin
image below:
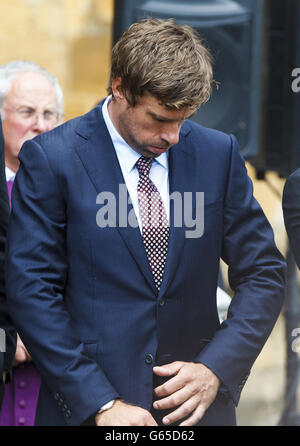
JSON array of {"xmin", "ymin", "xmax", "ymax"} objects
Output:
[
  {"xmin": 18, "ymin": 134, "xmax": 38, "ymax": 149},
  {"xmin": 146, "ymin": 146, "xmax": 170, "ymax": 157}
]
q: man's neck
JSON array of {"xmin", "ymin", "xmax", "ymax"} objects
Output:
[
  {"xmin": 5, "ymin": 157, "xmax": 19, "ymax": 175},
  {"xmin": 107, "ymin": 98, "xmax": 122, "ymax": 137}
]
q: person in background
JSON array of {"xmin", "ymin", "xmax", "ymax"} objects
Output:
[
  {"xmin": 0, "ymin": 117, "xmax": 16, "ymax": 410},
  {"xmin": 0, "ymin": 60, "xmax": 63, "ymax": 426},
  {"xmin": 283, "ymin": 169, "xmax": 300, "ymax": 269}
]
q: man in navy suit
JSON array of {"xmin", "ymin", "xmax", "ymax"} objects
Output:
[
  {"xmin": 0, "ymin": 118, "xmax": 16, "ymax": 408},
  {"xmin": 5, "ymin": 19, "xmax": 286, "ymax": 426}
]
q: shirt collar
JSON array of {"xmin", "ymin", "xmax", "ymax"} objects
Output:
[
  {"xmin": 5, "ymin": 166, "xmax": 16, "ymax": 182},
  {"xmin": 102, "ymin": 96, "xmax": 168, "ymax": 173}
]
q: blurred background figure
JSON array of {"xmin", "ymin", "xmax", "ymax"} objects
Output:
[
  {"xmin": 283, "ymin": 169, "xmax": 300, "ymax": 270},
  {"xmin": 0, "ymin": 60, "xmax": 63, "ymax": 426},
  {"xmin": 0, "ymin": 117, "xmax": 16, "ymax": 412}
]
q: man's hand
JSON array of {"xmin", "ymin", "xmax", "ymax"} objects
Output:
[
  {"xmin": 13, "ymin": 334, "xmax": 32, "ymax": 366},
  {"xmin": 153, "ymin": 361, "xmax": 220, "ymax": 426},
  {"xmin": 2, "ymin": 371, "xmax": 6, "ymax": 383},
  {"xmin": 95, "ymin": 400, "xmax": 158, "ymax": 426}
]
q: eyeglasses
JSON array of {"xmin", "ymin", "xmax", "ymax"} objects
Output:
[{"xmin": 4, "ymin": 106, "xmax": 60, "ymax": 124}]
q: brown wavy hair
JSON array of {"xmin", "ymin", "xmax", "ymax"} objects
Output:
[{"xmin": 108, "ymin": 18, "xmax": 213, "ymax": 110}]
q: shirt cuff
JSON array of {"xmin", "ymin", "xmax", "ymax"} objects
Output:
[{"xmin": 97, "ymin": 399, "xmax": 115, "ymax": 413}]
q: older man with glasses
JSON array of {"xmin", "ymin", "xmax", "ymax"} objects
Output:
[{"xmin": 0, "ymin": 60, "xmax": 63, "ymax": 426}]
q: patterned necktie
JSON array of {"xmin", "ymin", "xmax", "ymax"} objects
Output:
[{"xmin": 136, "ymin": 156, "xmax": 169, "ymax": 290}]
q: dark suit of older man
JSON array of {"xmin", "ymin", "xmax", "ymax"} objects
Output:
[{"xmin": 0, "ymin": 117, "xmax": 16, "ymax": 408}]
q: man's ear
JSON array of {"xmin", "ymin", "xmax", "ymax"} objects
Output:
[{"xmin": 111, "ymin": 78, "xmax": 124, "ymax": 102}]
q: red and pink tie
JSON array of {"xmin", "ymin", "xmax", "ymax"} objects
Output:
[{"xmin": 136, "ymin": 156, "xmax": 169, "ymax": 290}]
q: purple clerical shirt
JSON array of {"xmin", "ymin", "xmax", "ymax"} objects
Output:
[{"xmin": 0, "ymin": 178, "xmax": 41, "ymax": 426}]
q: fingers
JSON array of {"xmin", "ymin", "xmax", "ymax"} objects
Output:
[
  {"xmin": 24, "ymin": 349, "xmax": 32, "ymax": 362},
  {"xmin": 13, "ymin": 345, "xmax": 27, "ymax": 366},
  {"xmin": 152, "ymin": 362, "xmax": 220, "ymax": 426},
  {"xmin": 179, "ymin": 404, "xmax": 207, "ymax": 426},
  {"xmin": 13, "ymin": 335, "xmax": 32, "ymax": 365},
  {"xmin": 14, "ymin": 344, "xmax": 30, "ymax": 365},
  {"xmin": 154, "ymin": 374, "xmax": 185, "ymax": 399},
  {"xmin": 153, "ymin": 361, "xmax": 184, "ymax": 377},
  {"xmin": 153, "ymin": 377, "xmax": 203, "ymax": 426},
  {"xmin": 154, "ymin": 390, "xmax": 210, "ymax": 426},
  {"xmin": 145, "ymin": 416, "xmax": 159, "ymax": 427},
  {"xmin": 95, "ymin": 400, "xmax": 159, "ymax": 426},
  {"xmin": 153, "ymin": 362, "xmax": 187, "ymax": 398},
  {"xmin": 129, "ymin": 412, "xmax": 158, "ymax": 426},
  {"xmin": 159, "ymin": 395, "xmax": 201, "ymax": 426},
  {"xmin": 153, "ymin": 384, "xmax": 190, "ymax": 409}
]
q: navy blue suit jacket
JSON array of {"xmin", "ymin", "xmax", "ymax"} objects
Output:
[
  {"xmin": 0, "ymin": 118, "xmax": 16, "ymax": 408},
  {"xmin": 5, "ymin": 104, "xmax": 286, "ymax": 425}
]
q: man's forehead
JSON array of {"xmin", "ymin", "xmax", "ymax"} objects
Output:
[
  {"xmin": 6, "ymin": 71, "xmax": 56, "ymax": 103},
  {"xmin": 138, "ymin": 93, "xmax": 195, "ymax": 121},
  {"xmin": 148, "ymin": 108, "xmax": 195, "ymax": 122}
]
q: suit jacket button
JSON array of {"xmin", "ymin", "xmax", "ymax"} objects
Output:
[
  {"xmin": 159, "ymin": 298, "xmax": 166, "ymax": 307},
  {"xmin": 19, "ymin": 400, "xmax": 26, "ymax": 408},
  {"xmin": 145, "ymin": 354, "xmax": 154, "ymax": 364},
  {"xmin": 18, "ymin": 417, "xmax": 26, "ymax": 425}
]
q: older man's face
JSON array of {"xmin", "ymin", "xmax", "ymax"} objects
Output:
[{"xmin": 2, "ymin": 70, "xmax": 58, "ymax": 172}]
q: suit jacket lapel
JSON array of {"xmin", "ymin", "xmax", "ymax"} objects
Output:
[
  {"xmin": 74, "ymin": 106, "xmax": 157, "ymax": 294},
  {"xmin": 158, "ymin": 125, "xmax": 195, "ymax": 297}
]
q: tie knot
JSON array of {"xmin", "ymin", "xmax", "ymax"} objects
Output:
[{"xmin": 136, "ymin": 156, "xmax": 153, "ymax": 178}]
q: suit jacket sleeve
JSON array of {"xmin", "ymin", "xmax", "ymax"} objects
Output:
[
  {"xmin": 5, "ymin": 139, "xmax": 119, "ymax": 425},
  {"xmin": 195, "ymin": 135, "xmax": 286, "ymax": 405},
  {"xmin": 282, "ymin": 168, "xmax": 300, "ymax": 268},
  {"xmin": 0, "ymin": 118, "xmax": 16, "ymax": 389}
]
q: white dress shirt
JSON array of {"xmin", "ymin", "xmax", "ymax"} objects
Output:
[
  {"xmin": 102, "ymin": 96, "xmax": 170, "ymax": 232},
  {"xmin": 5, "ymin": 166, "xmax": 16, "ymax": 182}
]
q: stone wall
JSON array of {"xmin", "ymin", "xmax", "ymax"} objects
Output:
[{"xmin": 0, "ymin": 0, "xmax": 113, "ymax": 119}]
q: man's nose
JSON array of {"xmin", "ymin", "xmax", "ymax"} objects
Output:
[
  {"xmin": 161, "ymin": 125, "xmax": 180, "ymax": 147},
  {"xmin": 32, "ymin": 115, "xmax": 52, "ymax": 133}
]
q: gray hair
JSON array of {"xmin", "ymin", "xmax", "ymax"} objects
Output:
[{"xmin": 0, "ymin": 60, "xmax": 64, "ymax": 119}]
